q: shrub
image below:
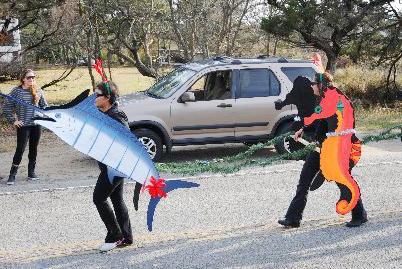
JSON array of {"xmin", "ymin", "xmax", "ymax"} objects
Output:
[{"xmin": 335, "ymin": 65, "xmax": 402, "ymax": 108}]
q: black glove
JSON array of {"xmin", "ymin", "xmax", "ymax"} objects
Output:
[
  {"xmin": 133, "ymin": 182, "xmax": 142, "ymax": 211},
  {"xmin": 274, "ymin": 99, "xmax": 283, "ymax": 110}
]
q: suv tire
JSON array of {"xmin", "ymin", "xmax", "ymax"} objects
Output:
[
  {"xmin": 274, "ymin": 121, "xmax": 304, "ymax": 156},
  {"xmin": 133, "ymin": 128, "xmax": 163, "ymax": 162}
]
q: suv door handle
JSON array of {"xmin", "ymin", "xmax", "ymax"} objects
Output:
[{"xmin": 217, "ymin": 103, "xmax": 232, "ymax": 108}]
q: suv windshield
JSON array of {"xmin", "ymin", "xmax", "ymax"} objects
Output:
[{"xmin": 146, "ymin": 68, "xmax": 196, "ymax": 98}]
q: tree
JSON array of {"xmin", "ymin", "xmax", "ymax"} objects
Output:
[
  {"xmin": 0, "ymin": 0, "xmax": 83, "ymax": 82},
  {"xmin": 261, "ymin": 0, "xmax": 393, "ymax": 73},
  {"xmin": 376, "ymin": 2, "xmax": 402, "ymax": 89}
]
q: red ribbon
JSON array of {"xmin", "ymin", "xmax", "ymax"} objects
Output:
[
  {"xmin": 92, "ymin": 58, "xmax": 107, "ymax": 82},
  {"xmin": 144, "ymin": 176, "xmax": 167, "ymax": 198}
]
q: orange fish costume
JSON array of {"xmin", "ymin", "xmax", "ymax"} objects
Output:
[
  {"xmin": 278, "ymin": 55, "xmax": 367, "ymax": 228},
  {"xmin": 304, "ymin": 83, "xmax": 361, "ymax": 215}
]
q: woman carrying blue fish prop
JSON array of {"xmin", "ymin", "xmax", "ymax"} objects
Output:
[{"xmin": 92, "ymin": 81, "xmax": 136, "ymax": 251}]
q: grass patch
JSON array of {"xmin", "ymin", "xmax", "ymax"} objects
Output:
[
  {"xmin": 0, "ymin": 67, "xmax": 156, "ymax": 104},
  {"xmin": 355, "ymin": 107, "xmax": 402, "ymax": 132}
]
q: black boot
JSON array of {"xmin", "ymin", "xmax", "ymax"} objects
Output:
[
  {"xmin": 346, "ymin": 199, "xmax": 368, "ymax": 227},
  {"xmin": 278, "ymin": 219, "xmax": 300, "ymax": 228},
  {"xmin": 28, "ymin": 162, "xmax": 39, "ymax": 181},
  {"xmin": 7, "ymin": 164, "xmax": 18, "ymax": 185}
]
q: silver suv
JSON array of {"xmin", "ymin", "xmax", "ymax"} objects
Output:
[{"xmin": 120, "ymin": 56, "xmax": 319, "ymax": 161}]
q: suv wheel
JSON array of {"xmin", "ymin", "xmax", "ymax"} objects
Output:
[
  {"xmin": 274, "ymin": 122, "xmax": 304, "ymax": 155},
  {"xmin": 133, "ymin": 129, "xmax": 163, "ymax": 162}
]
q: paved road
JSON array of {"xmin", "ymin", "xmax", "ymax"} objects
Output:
[{"xmin": 1, "ymin": 139, "xmax": 402, "ymax": 268}]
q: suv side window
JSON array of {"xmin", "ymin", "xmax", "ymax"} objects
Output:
[
  {"xmin": 239, "ymin": 69, "xmax": 280, "ymax": 98},
  {"xmin": 186, "ymin": 70, "xmax": 232, "ymax": 101},
  {"xmin": 281, "ymin": 67, "xmax": 316, "ymax": 83}
]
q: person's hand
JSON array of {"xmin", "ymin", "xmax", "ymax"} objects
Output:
[
  {"xmin": 274, "ymin": 99, "xmax": 283, "ymax": 110},
  {"xmin": 14, "ymin": 120, "xmax": 23, "ymax": 127},
  {"xmin": 293, "ymin": 128, "xmax": 304, "ymax": 141}
]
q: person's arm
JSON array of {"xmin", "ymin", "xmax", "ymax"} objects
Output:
[
  {"xmin": 3, "ymin": 88, "xmax": 18, "ymax": 124},
  {"xmin": 303, "ymin": 89, "xmax": 338, "ymax": 126}
]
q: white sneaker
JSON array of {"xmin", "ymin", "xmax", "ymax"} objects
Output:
[{"xmin": 99, "ymin": 242, "xmax": 117, "ymax": 252}]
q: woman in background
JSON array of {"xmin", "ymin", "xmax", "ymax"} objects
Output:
[{"xmin": 3, "ymin": 69, "xmax": 47, "ymax": 185}]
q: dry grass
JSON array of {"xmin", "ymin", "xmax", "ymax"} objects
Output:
[
  {"xmin": 0, "ymin": 67, "xmax": 156, "ymax": 104},
  {"xmin": 355, "ymin": 107, "xmax": 402, "ymax": 131},
  {"xmin": 335, "ymin": 65, "xmax": 402, "ymax": 107}
]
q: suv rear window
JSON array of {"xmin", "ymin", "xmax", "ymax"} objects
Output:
[
  {"xmin": 281, "ymin": 67, "xmax": 316, "ymax": 83},
  {"xmin": 239, "ymin": 69, "xmax": 280, "ymax": 98}
]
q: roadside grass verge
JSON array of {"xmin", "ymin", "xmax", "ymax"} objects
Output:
[{"xmin": 355, "ymin": 107, "xmax": 402, "ymax": 132}]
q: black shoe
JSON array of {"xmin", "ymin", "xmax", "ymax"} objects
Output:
[
  {"xmin": 278, "ymin": 219, "xmax": 300, "ymax": 228},
  {"xmin": 345, "ymin": 216, "xmax": 368, "ymax": 227},
  {"xmin": 7, "ymin": 164, "xmax": 18, "ymax": 185},
  {"xmin": 6, "ymin": 176, "xmax": 15, "ymax": 185},
  {"xmin": 28, "ymin": 162, "xmax": 39, "ymax": 181},
  {"xmin": 117, "ymin": 238, "xmax": 133, "ymax": 248}
]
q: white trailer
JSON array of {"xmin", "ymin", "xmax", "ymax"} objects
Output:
[{"xmin": 0, "ymin": 18, "xmax": 21, "ymax": 77}]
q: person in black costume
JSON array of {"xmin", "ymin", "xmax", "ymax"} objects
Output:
[
  {"xmin": 92, "ymin": 81, "xmax": 142, "ymax": 251},
  {"xmin": 275, "ymin": 74, "xmax": 367, "ymax": 228}
]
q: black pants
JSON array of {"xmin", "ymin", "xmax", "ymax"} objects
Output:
[
  {"xmin": 12, "ymin": 125, "xmax": 42, "ymax": 165},
  {"xmin": 285, "ymin": 151, "xmax": 366, "ymax": 221},
  {"xmin": 93, "ymin": 171, "xmax": 133, "ymax": 243}
]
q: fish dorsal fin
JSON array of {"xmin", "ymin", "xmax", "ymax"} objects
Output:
[{"xmin": 45, "ymin": 89, "xmax": 91, "ymax": 110}]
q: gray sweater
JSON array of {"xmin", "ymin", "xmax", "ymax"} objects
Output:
[{"xmin": 3, "ymin": 86, "xmax": 47, "ymax": 126}]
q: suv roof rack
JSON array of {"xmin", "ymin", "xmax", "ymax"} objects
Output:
[
  {"xmin": 213, "ymin": 56, "xmax": 233, "ymax": 62},
  {"xmin": 277, "ymin": 57, "xmax": 288, "ymax": 63}
]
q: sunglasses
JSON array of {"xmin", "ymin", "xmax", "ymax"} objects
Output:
[
  {"xmin": 96, "ymin": 93, "xmax": 109, "ymax": 98},
  {"xmin": 25, "ymin": 76, "xmax": 36, "ymax": 80},
  {"xmin": 311, "ymin": 82, "xmax": 318, "ymax": 85}
]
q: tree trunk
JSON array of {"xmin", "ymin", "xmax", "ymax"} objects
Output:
[
  {"xmin": 107, "ymin": 49, "xmax": 113, "ymax": 81},
  {"xmin": 35, "ymin": 52, "xmax": 40, "ymax": 64},
  {"xmin": 325, "ymin": 53, "xmax": 337, "ymax": 74},
  {"xmin": 273, "ymin": 39, "xmax": 278, "ymax": 56},
  {"xmin": 167, "ymin": 0, "xmax": 190, "ymax": 61},
  {"xmin": 86, "ymin": 3, "xmax": 95, "ymax": 90},
  {"xmin": 266, "ymin": 34, "xmax": 270, "ymax": 55},
  {"xmin": 227, "ymin": 0, "xmax": 250, "ymax": 56}
]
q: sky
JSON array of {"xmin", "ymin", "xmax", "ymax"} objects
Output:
[{"xmin": 391, "ymin": 0, "xmax": 402, "ymax": 9}]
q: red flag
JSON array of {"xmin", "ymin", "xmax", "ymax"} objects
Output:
[
  {"xmin": 308, "ymin": 53, "xmax": 325, "ymax": 73},
  {"xmin": 92, "ymin": 58, "xmax": 107, "ymax": 82}
]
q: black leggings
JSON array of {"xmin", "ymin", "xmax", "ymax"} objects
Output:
[
  {"xmin": 93, "ymin": 171, "xmax": 133, "ymax": 243},
  {"xmin": 12, "ymin": 125, "xmax": 42, "ymax": 165},
  {"xmin": 285, "ymin": 151, "xmax": 365, "ymax": 221}
]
